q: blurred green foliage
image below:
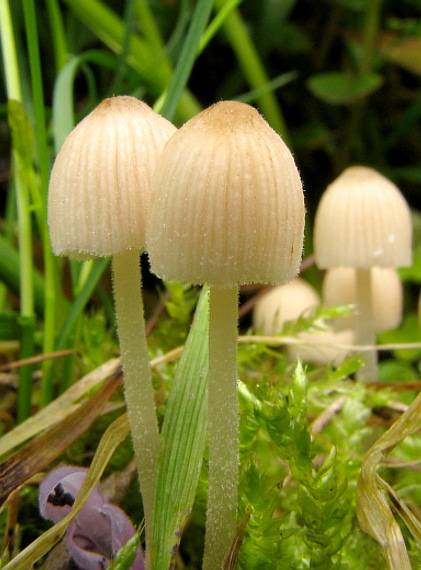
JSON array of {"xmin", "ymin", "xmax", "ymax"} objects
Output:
[{"xmin": 1, "ymin": 0, "xmax": 421, "ymax": 568}]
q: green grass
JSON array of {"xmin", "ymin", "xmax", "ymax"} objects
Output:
[{"xmin": 1, "ymin": 0, "xmax": 421, "ymax": 568}]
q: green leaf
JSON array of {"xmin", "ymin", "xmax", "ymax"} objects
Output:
[
  {"xmin": 159, "ymin": 0, "xmax": 213, "ymax": 120},
  {"xmin": 108, "ymin": 534, "xmax": 140, "ymax": 570},
  {"xmin": 385, "ymin": 37, "xmax": 421, "ymax": 76},
  {"xmin": 151, "ymin": 286, "xmax": 209, "ymax": 569},
  {"xmin": 52, "ymin": 50, "xmax": 118, "ymax": 152},
  {"xmin": 7, "ymin": 100, "xmax": 34, "ymax": 169},
  {"xmin": 55, "ymin": 258, "xmax": 110, "ymax": 350},
  {"xmin": 0, "ymin": 312, "xmax": 19, "ymax": 340},
  {"xmin": 306, "ymin": 72, "xmax": 383, "ymax": 105},
  {"xmin": 0, "ymin": 235, "xmax": 46, "ymax": 315}
]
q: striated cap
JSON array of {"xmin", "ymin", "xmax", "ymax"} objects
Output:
[
  {"xmin": 323, "ymin": 266, "xmax": 403, "ymax": 332},
  {"xmin": 253, "ymin": 277, "xmax": 320, "ymax": 335},
  {"xmin": 48, "ymin": 96, "xmax": 176, "ymax": 259},
  {"xmin": 147, "ymin": 101, "xmax": 305, "ymax": 286},
  {"xmin": 314, "ymin": 166, "xmax": 412, "ymax": 269}
]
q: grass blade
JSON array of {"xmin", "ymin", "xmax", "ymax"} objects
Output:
[
  {"xmin": 159, "ymin": 0, "xmax": 213, "ymax": 121},
  {"xmin": 151, "ymin": 287, "xmax": 209, "ymax": 568}
]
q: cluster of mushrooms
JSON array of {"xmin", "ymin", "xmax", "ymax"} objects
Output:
[
  {"xmin": 47, "ymin": 96, "xmax": 413, "ymax": 568},
  {"xmin": 254, "ymin": 165, "xmax": 413, "ymax": 380}
]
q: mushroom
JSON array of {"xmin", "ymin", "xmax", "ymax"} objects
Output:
[
  {"xmin": 323, "ymin": 266, "xmax": 403, "ymax": 333},
  {"xmin": 147, "ymin": 100, "xmax": 305, "ymax": 567},
  {"xmin": 48, "ymin": 96, "xmax": 177, "ymax": 551},
  {"xmin": 253, "ymin": 277, "xmax": 320, "ymax": 336},
  {"xmin": 314, "ymin": 166, "xmax": 412, "ymax": 380},
  {"xmin": 286, "ymin": 329, "xmax": 354, "ymax": 366},
  {"xmin": 253, "ymin": 277, "xmax": 353, "ymax": 366}
]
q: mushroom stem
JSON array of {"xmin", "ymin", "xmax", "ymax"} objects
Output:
[
  {"xmin": 203, "ymin": 284, "xmax": 239, "ymax": 568},
  {"xmin": 112, "ymin": 250, "xmax": 160, "ymax": 559},
  {"xmin": 355, "ymin": 268, "xmax": 377, "ymax": 380}
]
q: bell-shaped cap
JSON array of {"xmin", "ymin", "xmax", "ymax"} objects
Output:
[
  {"xmin": 253, "ymin": 277, "xmax": 320, "ymax": 335},
  {"xmin": 147, "ymin": 101, "xmax": 305, "ymax": 286},
  {"xmin": 286, "ymin": 329, "xmax": 354, "ymax": 366},
  {"xmin": 323, "ymin": 266, "xmax": 403, "ymax": 333},
  {"xmin": 48, "ymin": 96, "xmax": 176, "ymax": 259},
  {"xmin": 314, "ymin": 166, "xmax": 412, "ymax": 269}
]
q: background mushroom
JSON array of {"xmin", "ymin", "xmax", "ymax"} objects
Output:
[
  {"xmin": 253, "ymin": 277, "xmax": 353, "ymax": 366},
  {"xmin": 323, "ymin": 266, "xmax": 403, "ymax": 333},
  {"xmin": 147, "ymin": 101, "xmax": 305, "ymax": 568},
  {"xmin": 314, "ymin": 166, "xmax": 412, "ymax": 380},
  {"xmin": 48, "ymin": 95, "xmax": 176, "ymax": 557},
  {"xmin": 253, "ymin": 277, "xmax": 320, "ymax": 336}
]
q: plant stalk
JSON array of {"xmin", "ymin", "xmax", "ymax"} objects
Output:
[
  {"xmin": 203, "ymin": 284, "xmax": 239, "ymax": 569},
  {"xmin": 355, "ymin": 268, "xmax": 377, "ymax": 381},
  {"xmin": 112, "ymin": 250, "xmax": 161, "ymax": 565}
]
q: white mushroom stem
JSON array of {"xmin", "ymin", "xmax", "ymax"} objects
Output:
[
  {"xmin": 355, "ymin": 268, "xmax": 377, "ymax": 381},
  {"xmin": 112, "ymin": 250, "xmax": 161, "ymax": 557},
  {"xmin": 203, "ymin": 285, "xmax": 239, "ymax": 568}
]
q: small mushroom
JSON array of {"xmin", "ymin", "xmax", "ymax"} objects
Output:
[
  {"xmin": 286, "ymin": 329, "xmax": 354, "ymax": 366},
  {"xmin": 253, "ymin": 277, "xmax": 320, "ymax": 336},
  {"xmin": 323, "ymin": 266, "xmax": 403, "ymax": 333},
  {"xmin": 48, "ymin": 96, "xmax": 176, "ymax": 551},
  {"xmin": 314, "ymin": 166, "xmax": 412, "ymax": 380},
  {"xmin": 147, "ymin": 100, "xmax": 305, "ymax": 567},
  {"xmin": 253, "ymin": 277, "xmax": 353, "ymax": 366}
]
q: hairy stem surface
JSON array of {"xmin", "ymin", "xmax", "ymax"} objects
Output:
[
  {"xmin": 355, "ymin": 268, "xmax": 377, "ymax": 381},
  {"xmin": 112, "ymin": 250, "xmax": 160, "ymax": 566},
  {"xmin": 203, "ymin": 284, "xmax": 239, "ymax": 568}
]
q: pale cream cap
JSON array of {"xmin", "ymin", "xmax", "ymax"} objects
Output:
[
  {"xmin": 286, "ymin": 329, "xmax": 354, "ymax": 366},
  {"xmin": 147, "ymin": 101, "xmax": 305, "ymax": 286},
  {"xmin": 48, "ymin": 96, "xmax": 176, "ymax": 259},
  {"xmin": 314, "ymin": 166, "xmax": 412, "ymax": 269},
  {"xmin": 323, "ymin": 266, "xmax": 403, "ymax": 332},
  {"xmin": 253, "ymin": 277, "xmax": 320, "ymax": 335}
]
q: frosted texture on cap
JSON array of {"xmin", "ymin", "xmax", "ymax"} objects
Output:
[
  {"xmin": 314, "ymin": 166, "xmax": 412, "ymax": 269},
  {"xmin": 48, "ymin": 96, "xmax": 176, "ymax": 258},
  {"xmin": 147, "ymin": 101, "xmax": 305, "ymax": 286}
]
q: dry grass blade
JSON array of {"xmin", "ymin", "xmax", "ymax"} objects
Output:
[
  {"xmin": 3, "ymin": 413, "xmax": 131, "ymax": 570},
  {"xmin": 221, "ymin": 509, "xmax": 252, "ymax": 570},
  {"xmin": 378, "ymin": 475, "xmax": 421, "ymax": 543},
  {"xmin": 0, "ymin": 358, "xmax": 121, "ymax": 458},
  {"xmin": 0, "ymin": 371, "xmax": 122, "ymax": 506},
  {"xmin": 356, "ymin": 390, "xmax": 421, "ymax": 569}
]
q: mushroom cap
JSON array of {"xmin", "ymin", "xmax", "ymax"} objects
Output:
[
  {"xmin": 323, "ymin": 266, "xmax": 403, "ymax": 332},
  {"xmin": 48, "ymin": 96, "xmax": 176, "ymax": 259},
  {"xmin": 253, "ymin": 277, "xmax": 320, "ymax": 335},
  {"xmin": 147, "ymin": 101, "xmax": 305, "ymax": 286},
  {"xmin": 286, "ymin": 328, "xmax": 354, "ymax": 366},
  {"xmin": 314, "ymin": 166, "xmax": 412, "ymax": 269}
]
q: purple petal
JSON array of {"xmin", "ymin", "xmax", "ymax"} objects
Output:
[
  {"xmin": 67, "ymin": 507, "xmax": 113, "ymax": 570},
  {"xmin": 39, "ymin": 467, "xmax": 105, "ymax": 523},
  {"xmin": 66, "ymin": 504, "xmax": 144, "ymax": 570},
  {"xmin": 102, "ymin": 504, "xmax": 144, "ymax": 569},
  {"xmin": 39, "ymin": 467, "xmax": 144, "ymax": 569}
]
